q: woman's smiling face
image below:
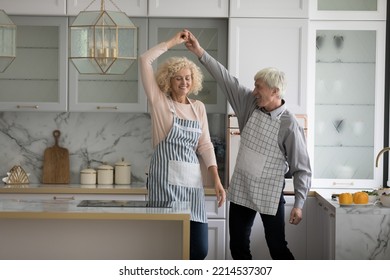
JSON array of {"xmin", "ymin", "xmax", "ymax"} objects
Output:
[{"xmin": 170, "ymin": 68, "xmax": 192, "ymax": 100}]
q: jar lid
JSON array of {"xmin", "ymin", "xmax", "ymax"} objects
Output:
[
  {"xmin": 115, "ymin": 158, "xmax": 131, "ymax": 166},
  {"xmin": 81, "ymin": 168, "xmax": 96, "ymax": 174},
  {"xmin": 97, "ymin": 164, "xmax": 113, "ymax": 170}
]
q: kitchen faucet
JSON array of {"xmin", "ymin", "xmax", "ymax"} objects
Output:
[{"xmin": 375, "ymin": 147, "xmax": 390, "ymax": 167}]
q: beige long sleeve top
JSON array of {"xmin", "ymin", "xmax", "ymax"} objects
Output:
[{"xmin": 139, "ymin": 42, "xmax": 217, "ymax": 171}]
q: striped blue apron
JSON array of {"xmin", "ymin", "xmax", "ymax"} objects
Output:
[{"xmin": 148, "ymin": 97, "xmax": 207, "ymax": 223}]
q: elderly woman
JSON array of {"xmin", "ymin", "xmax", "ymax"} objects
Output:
[{"xmin": 139, "ymin": 30, "xmax": 226, "ymax": 260}]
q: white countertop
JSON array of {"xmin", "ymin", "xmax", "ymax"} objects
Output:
[
  {"xmin": 0, "ymin": 198, "xmax": 191, "ymax": 220},
  {"xmin": 311, "ymin": 188, "xmax": 390, "ymax": 214}
]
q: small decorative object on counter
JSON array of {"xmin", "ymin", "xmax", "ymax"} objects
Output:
[
  {"xmin": 97, "ymin": 163, "xmax": 114, "ymax": 185},
  {"xmin": 80, "ymin": 168, "xmax": 97, "ymax": 185},
  {"xmin": 2, "ymin": 165, "xmax": 30, "ymax": 184},
  {"xmin": 379, "ymin": 193, "xmax": 390, "ymax": 207},
  {"xmin": 115, "ymin": 158, "xmax": 131, "ymax": 185}
]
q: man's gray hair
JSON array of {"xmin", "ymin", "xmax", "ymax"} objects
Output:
[{"xmin": 254, "ymin": 67, "xmax": 286, "ymax": 98}]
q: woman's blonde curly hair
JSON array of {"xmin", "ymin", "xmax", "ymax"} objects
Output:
[{"xmin": 155, "ymin": 56, "xmax": 203, "ymax": 95}]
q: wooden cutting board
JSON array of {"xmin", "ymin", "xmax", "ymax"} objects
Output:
[{"xmin": 42, "ymin": 130, "xmax": 70, "ymax": 184}]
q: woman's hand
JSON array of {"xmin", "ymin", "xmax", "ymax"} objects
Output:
[
  {"xmin": 214, "ymin": 180, "xmax": 226, "ymax": 208},
  {"xmin": 208, "ymin": 166, "xmax": 226, "ymax": 207}
]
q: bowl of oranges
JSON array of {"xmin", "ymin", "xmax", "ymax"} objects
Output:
[{"xmin": 338, "ymin": 191, "xmax": 373, "ymax": 206}]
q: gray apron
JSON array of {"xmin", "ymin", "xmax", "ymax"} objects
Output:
[
  {"xmin": 228, "ymin": 109, "xmax": 286, "ymax": 215},
  {"xmin": 148, "ymin": 97, "xmax": 207, "ymax": 223}
]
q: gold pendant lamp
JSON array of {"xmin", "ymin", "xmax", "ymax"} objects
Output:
[
  {"xmin": 69, "ymin": 0, "xmax": 137, "ymax": 74},
  {"xmin": 0, "ymin": 10, "xmax": 16, "ymax": 73}
]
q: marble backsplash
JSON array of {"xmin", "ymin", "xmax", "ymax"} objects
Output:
[{"xmin": 0, "ymin": 112, "xmax": 226, "ymax": 185}]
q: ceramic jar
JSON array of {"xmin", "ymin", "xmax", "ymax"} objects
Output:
[
  {"xmin": 80, "ymin": 168, "xmax": 97, "ymax": 185},
  {"xmin": 115, "ymin": 158, "xmax": 131, "ymax": 185},
  {"xmin": 97, "ymin": 164, "xmax": 114, "ymax": 185}
]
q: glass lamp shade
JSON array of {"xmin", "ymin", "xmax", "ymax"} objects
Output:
[
  {"xmin": 0, "ymin": 10, "xmax": 16, "ymax": 73},
  {"xmin": 70, "ymin": 10, "xmax": 137, "ymax": 74}
]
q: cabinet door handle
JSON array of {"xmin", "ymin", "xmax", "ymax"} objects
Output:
[
  {"xmin": 97, "ymin": 106, "xmax": 118, "ymax": 110},
  {"xmin": 52, "ymin": 196, "xmax": 75, "ymax": 200},
  {"xmin": 17, "ymin": 105, "xmax": 39, "ymax": 109},
  {"xmin": 332, "ymin": 181, "xmax": 354, "ymax": 186},
  {"xmin": 230, "ymin": 131, "xmax": 240, "ymax": 135}
]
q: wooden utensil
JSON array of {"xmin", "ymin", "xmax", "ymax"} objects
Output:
[{"xmin": 42, "ymin": 130, "xmax": 70, "ymax": 184}]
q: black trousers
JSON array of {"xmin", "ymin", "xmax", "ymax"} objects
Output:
[{"xmin": 229, "ymin": 195, "xmax": 295, "ymax": 260}]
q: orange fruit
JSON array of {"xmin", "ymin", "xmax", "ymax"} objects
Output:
[
  {"xmin": 353, "ymin": 191, "xmax": 369, "ymax": 204},
  {"xmin": 339, "ymin": 193, "xmax": 353, "ymax": 204}
]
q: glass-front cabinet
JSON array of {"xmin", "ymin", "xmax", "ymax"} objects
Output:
[
  {"xmin": 0, "ymin": 16, "xmax": 68, "ymax": 111},
  {"xmin": 309, "ymin": 0, "xmax": 386, "ymax": 20},
  {"xmin": 148, "ymin": 18, "xmax": 228, "ymax": 113},
  {"xmin": 307, "ymin": 21, "xmax": 386, "ymax": 188},
  {"xmin": 68, "ymin": 17, "xmax": 147, "ymax": 112}
]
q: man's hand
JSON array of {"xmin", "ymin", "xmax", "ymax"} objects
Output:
[
  {"xmin": 289, "ymin": 207, "xmax": 302, "ymax": 225},
  {"xmin": 184, "ymin": 29, "xmax": 205, "ymax": 58}
]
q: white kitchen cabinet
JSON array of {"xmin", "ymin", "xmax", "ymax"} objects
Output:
[
  {"xmin": 225, "ymin": 195, "xmax": 308, "ymax": 260},
  {"xmin": 66, "ymin": 0, "xmax": 147, "ymax": 16},
  {"xmin": 319, "ymin": 199, "xmax": 335, "ymax": 259},
  {"xmin": 148, "ymin": 0, "xmax": 228, "ymax": 18},
  {"xmin": 307, "ymin": 20, "xmax": 386, "ymax": 188},
  {"xmin": 68, "ymin": 17, "xmax": 148, "ymax": 112},
  {"xmin": 307, "ymin": 196, "xmax": 335, "ymax": 259},
  {"xmin": 205, "ymin": 195, "xmax": 226, "ymax": 219},
  {"xmin": 309, "ymin": 0, "xmax": 386, "ymax": 20},
  {"xmin": 206, "ymin": 219, "xmax": 226, "ymax": 260},
  {"xmin": 205, "ymin": 196, "xmax": 226, "ymax": 260},
  {"xmin": 228, "ymin": 18, "xmax": 308, "ymax": 115},
  {"xmin": 230, "ymin": 0, "xmax": 308, "ymax": 18},
  {"xmin": 148, "ymin": 18, "xmax": 228, "ymax": 113},
  {"xmin": 0, "ymin": 16, "xmax": 68, "ymax": 112},
  {"xmin": 0, "ymin": 0, "xmax": 66, "ymax": 16}
]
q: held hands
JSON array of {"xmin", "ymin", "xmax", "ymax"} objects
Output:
[
  {"xmin": 165, "ymin": 30, "xmax": 189, "ymax": 49},
  {"xmin": 166, "ymin": 29, "xmax": 205, "ymax": 58},
  {"xmin": 183, "ymin": 30, "xmax": 205, "ymax": 58}
]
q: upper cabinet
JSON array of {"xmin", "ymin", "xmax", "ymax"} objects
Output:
[
  {"xmin": 66, "ymin": 0, "xmax": 147, "ymax": 16},
  {"xmin": 307, "ymin": 20, "xmax": 386, "ymax": 188},
  {"xmin": 148, "ymin": 18, "xmax": 228, "ymax": 113},
  {"xmin": 309, "ymin": 0, "xmax": 387, "ymax": 20},
  {"xmin": 228, "ymin": 18, "xmax": 308, "ymax": 115},
  {"xmin": 0, "ymin": 0, "xmax": 66, "ymax": 15},
  {"xmin": 0, "ymin": 16, "xmax": 68, "ymax": 112},
  {"xmin": 148, "ymin": 0, "xmax": 228, "ymax": 17},
  {"xmin": 230, "ymin": 0, "xmax": 309, "ymax": 18},
  {"xmin": 68, "ymin": 17, "xmax": 148, "ymax": 112}
]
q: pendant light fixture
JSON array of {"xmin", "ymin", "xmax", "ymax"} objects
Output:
[
  {"xmin": 69, "ymin": 0, "xmax": 137, "ymax": 75},
  {"xmin": 0, "ymin": 10, "xmax": 16, "ymax": 73}
]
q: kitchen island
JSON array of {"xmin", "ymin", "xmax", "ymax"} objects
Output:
[
  {"xmin": 312, "ymin": 188, "xmax": 390, "ymax": 260},
  {"xmin": 0, "ymin": 198, "xmax": 190, "ymax": 260}
]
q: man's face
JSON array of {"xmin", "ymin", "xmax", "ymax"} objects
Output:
[{"xmin": 252, "ymin": 79, "xmax": 278, "ymax": 111}]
